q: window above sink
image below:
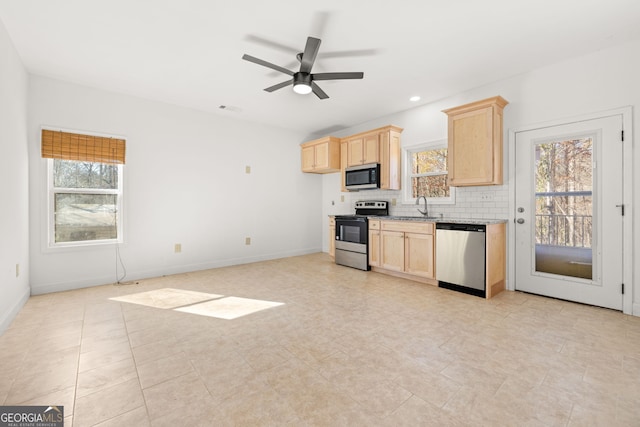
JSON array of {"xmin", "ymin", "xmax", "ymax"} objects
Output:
[{"xmin": 403, "ymin": 139, "xmax": 456, "ymax": 205}]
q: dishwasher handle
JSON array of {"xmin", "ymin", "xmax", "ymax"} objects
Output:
[{"xmin": 436, "ymin": 223, "xmax": 485, "ymax": 232}]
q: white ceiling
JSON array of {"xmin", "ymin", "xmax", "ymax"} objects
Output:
[{"xmin": 1, "ymin": 0, "xmax": 639, "ymax": 136}]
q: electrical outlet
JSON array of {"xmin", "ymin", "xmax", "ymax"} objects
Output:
[
  {"xmin": 391, "ymin": 198, "xmax": 397, "ymax": 206},
  {"xmin": 245, "ymin": 237, "xmax": 251, "ymax": 245},
  {"xmin": 174, "ymin": 243, "xmax": 182, "ymax": 253},
  {"xmin": 245, "ymin": 165, "xmax": 251, "ymax": 174},
  {"xmin": 340, "ymin": 195, "xmax": 345, "ymax": 202},
  {"xmin": 15, "ymin": 263, "xmax": 19, "ymax": 278}
]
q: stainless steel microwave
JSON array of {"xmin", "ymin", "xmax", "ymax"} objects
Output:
[{"xmin": 345, "ymin": 163, "xmax": 380, "ymax": 190}]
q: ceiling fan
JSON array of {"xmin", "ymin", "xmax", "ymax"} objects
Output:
[{"xmin": 242, "ymin": 36, "xmax": 364, "ymax": 100}]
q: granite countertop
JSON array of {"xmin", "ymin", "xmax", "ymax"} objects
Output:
[
  {"xmin": 373, "ymin": 216, "xmax": 508, "ymax": 225},
  {"xmin": 328, "ymin": 214, "xmax": 507, "ymax": 225}
]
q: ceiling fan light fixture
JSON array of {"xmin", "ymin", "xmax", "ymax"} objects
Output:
[
  {"xmin": 293, "ymin": 83, "xmax": 312, "ymax": 95},
  {"xmin": 292, "ymin": 72, "xmax": 312, "ymax": 95}
]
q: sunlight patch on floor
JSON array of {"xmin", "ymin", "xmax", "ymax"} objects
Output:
[
  {"xmin": 109, "ymin": 288, "xmax": 223, "ymax": 309},
  {"xmin": 175, "ymin": 296, "xmax": 285, "ymax": 320},
  {"xmin": 110, "ymin": 288, "xmax": 284, "ymax": 319}
]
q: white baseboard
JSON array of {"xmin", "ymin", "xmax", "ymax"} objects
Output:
[
  {"xmin": 30, "ymin": 248, "xmax": 322, "ymax": 295},
  {"xmin": 0, "ymin": 287, "xmax": 30, "ymax": 335}
]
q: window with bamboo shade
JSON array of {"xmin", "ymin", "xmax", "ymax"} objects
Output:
[{"xmin": 42, "ymin": 129, "xmax": 125, "ymax": 247}]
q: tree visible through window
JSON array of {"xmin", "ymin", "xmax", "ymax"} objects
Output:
[
  {"xmin": 407, "ymin": 145, "xmax": 452, "ymax": 200},
  {"xmin": 535, "ymin": 138, "xmax": 593, "ymax": 248},
  {"xmin": 51, "ymin": 159, "xmax": 122, "ymax": 244}
]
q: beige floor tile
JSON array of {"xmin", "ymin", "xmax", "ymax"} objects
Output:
[
  {"xmin": 81, "ymin": 318, "xmax": 127, "ymax": 339},
  {"xmin": 78, "ymin": 340, "xmax": 132, "ymax": 373},
  {"xmin": 142, "ymin": 371, "xmax": 216, "ymax": 424},
  {"xmin": 394, "ymin": 367, "xmax": 461, "ymax": 408},
  {"xmin": 136, "ymin": 352, "xmax": 194, "ymax": 389},
  {"xmin": 19, "ymin": 345, "xmax": 80, "ymax": 376},
  {"xmin": 0, "ymin": 253, "xmax": 639, "ymax": 426},
  {"xmin": 17, "ymin": 385, "xmax": 76, "ymax": 416},
  {"xmin": 76, "ymin": 357, "xmax": 138, "ymax": 398},
  {"xmin": 5, "ymin": 363, "xmax": 77, "ymax": 404},
  {"xmin": 131, "ymin": 336, "xmax": 181, "ymax": 365},
  {"xmin": 387, "ymin": 395, "xmax": 468, "ymax": 427},
  {"xmin": 93, "ymin": 405, "xmax": 150, "ymax": 427},
  {"xmin": 212, "ymin": 384, "xmax": 299, "ymax": 425},
  {"xmin": 73, "ymin": 378, "xmax": 144, "ymax": 427},
  {"xmin": 127, "ymin": 325, "xmax": 175, "ymax": 348},
  {"xmin": 240, "ymin": 343, "xmax": 293, "ymax": 372},
  {"xmin": 80, "ymin": 332, "xmax": 129, "ymax": 354},
  {"xmin": 440, "ymin": 359, "xmax": 507, "ymax": 393}
]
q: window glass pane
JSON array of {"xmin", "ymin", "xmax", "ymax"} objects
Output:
[
  {"xmin": 54, "ymin": 193, "xmax": 117, "ymax": 243},
  {"xmin": 411, "ymin": 175, "xmax": 450, "ymax": 198},
  {"xmin": 54, "ymin": 160, "xmax": 118, "ymax": 189},
  {"xmin": 411, "ymin": 148, "xmax": 447, "ymax": 174},
  {"xmin": 534, "ymin": 137, "xmax": 592, "ymax": 279}
]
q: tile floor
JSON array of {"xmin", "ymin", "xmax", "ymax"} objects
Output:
[{"xmin": 1, "ymin": 253, "xmax": 639, "ymax": 426}]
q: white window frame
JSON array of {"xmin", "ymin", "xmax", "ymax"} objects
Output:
[
  {"xmin": 47, "ymin": 159, "xmax": 124, "ymax": 248},
  {"xmin": 403, "ymin": 139, "xmax": 456, "ymax": 205}
]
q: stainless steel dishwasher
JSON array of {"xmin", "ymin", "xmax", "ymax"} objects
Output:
[{"xmin": 436, "ymin": 223, "xmax": 486, "ymax": 297}]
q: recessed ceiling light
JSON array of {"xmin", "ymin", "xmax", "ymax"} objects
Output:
[{"xmin": 409, "ymin": 96, "xmax": 421, "ymax": 102}]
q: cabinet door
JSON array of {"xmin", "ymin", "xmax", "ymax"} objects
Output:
[
  {"xmin": 405, "ymin": 232, "xmax": 434, "ymax": 279},
  {"xmin": 448, "ymin": 106, "xmax": 494, "ymax": 185},
  {"xmin": 301, "ymin": 145, "xmax": 316, "ymax": 172},
  {"xmin": 347, "ymin": 137, "xmax": 364, "ymax": 166},
  {"xmin": 381, "ymin": 230, "xmax": 405, "ymax": 272},
  {"xmin": 362, "ymin": 133, "xmax": 379, "ymax": 164},
  {"xmin": 314, "ymin": 143, "xmax": 330, "ymax": 170},
  {"xmin": 368, "ymin": 229, "xmax": 380, "ymax": 267}
]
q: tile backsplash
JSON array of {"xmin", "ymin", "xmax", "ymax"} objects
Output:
[{"xmin": 340, "ymin": 185, "xmax": 509, "ymax": 220}]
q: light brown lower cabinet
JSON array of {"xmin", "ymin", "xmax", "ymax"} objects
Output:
[
  {"xmin": 369, "ymin": 220, "xmax": 436, "ymax": 284},
  {"xmin": 368, "ymin": 220, "xmax": 505, "ymax": 298},
  {"xmin": 368, "ymin": 220, "xmax": 381, "ymax": 267}
]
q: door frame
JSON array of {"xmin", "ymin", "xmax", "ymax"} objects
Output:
[{"xmin": 508, "ymin": 107, "xmax": 633, "ymax": 315}]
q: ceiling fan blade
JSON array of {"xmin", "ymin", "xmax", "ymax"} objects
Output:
[
  {"xmin": 311, "ymin": 82, "xmax": 329, "ymax": 100},
  {"xmin": 264, "ymin": 80, "xmax": 293, "ymax": 92},
  {"xmin": 312, "ymin": 72, "xmax": 364, "ymax": 81},
  {"xmin": 242, "ymin": 54, "xmax": 294, "ymax": 76},
  {"xmin": 299, "ymin": 37, "xmax": 321, "ymax": 74},
  {"xmin": 318, "ymin": 49, "xmax": 379, "ymax": 59}
]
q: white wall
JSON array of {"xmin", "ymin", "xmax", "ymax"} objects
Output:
[
  {"xmin": 28, "ymin": 76, "xmax": 321, "ymax": 294},
  {"xmin": 322, "ymin": 39, "xmax": 640, "ymax": 315},
  {"xmin": 0, "ymin": 18, "xmax": 30, "ymax": 333}
]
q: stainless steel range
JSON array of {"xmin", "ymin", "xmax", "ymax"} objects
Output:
[{"xmin": 334, "ymin": 200, "xmax": 389, "ymax": 271}]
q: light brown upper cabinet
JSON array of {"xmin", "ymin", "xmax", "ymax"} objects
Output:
[
  {"xmin": 442, "ymin": 96, "xmax": 508, "ymax": 186},
  {"xmin": 346, "ymin": 132, "xmax": 379, "ymax": 167},
  {"xmin": 300, "ymin": 136, "xmax": 341, "ymax": 173},
  {"xmin": 341, "ymin": 125, "xmax": 402, "ymax": 191}
]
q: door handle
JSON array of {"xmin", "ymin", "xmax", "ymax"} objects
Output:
[{"xmin": 516, "ymin": 218, "xmax": 525, "ymax": 224}]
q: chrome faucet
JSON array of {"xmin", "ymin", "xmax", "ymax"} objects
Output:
[{"xmin": 416, "ymin": 195, "xmax": 428, "ymax": 217}]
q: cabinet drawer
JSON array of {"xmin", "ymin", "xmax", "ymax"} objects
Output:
[
  {"xmin": 381, "ymin": 221, "xmax": 433, "ymax": 234},
  {"xmin": 369, "ymin": 220, "xmax": 380, "ymax": 230}
]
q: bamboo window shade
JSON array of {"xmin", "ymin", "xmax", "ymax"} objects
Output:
[{"xmin": 41, "ymin": 129, "xmax": 126, "ymax": 164}]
